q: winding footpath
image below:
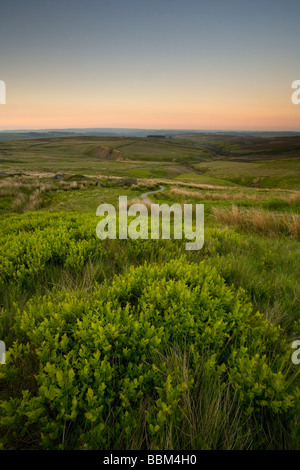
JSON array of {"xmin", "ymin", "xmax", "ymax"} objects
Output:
[{"xmin": 140, "ymin": 185, "xmax": 165, "ymax": 201}]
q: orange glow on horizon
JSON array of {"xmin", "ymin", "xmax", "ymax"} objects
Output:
[{"xmin": 1, "ymin": 86, "xmax": 299, "ymax": 131}]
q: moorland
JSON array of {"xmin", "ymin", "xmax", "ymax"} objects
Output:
[{"xmin": 0, "ymin": 132, "xmax": 299, "ymax": 450}]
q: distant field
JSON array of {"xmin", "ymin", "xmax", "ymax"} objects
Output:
[
  {"xmin": 191, "ymin": 158, "xmax": 300, "ymax": 189},
  {"xmin": 1, "ymin": 134, "xmax": 300, "ymax": 189},
  {"xmin": 1, "ymin": 134, "xmax": 300, "ymax": 227}
]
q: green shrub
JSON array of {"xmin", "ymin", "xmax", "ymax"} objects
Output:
[{"xmin": 0, "ymin": 258, "xmax": 298, "ymax": 449}]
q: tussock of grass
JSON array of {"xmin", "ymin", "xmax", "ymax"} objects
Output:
[
  {"xmin": 131, "ymin": 180, "xmax": 159, "ymax": 191},
  {"xmin": 127, "ymin": 198, "xmax": 154, "ymax": 210},
  {"xmin": 169, "ymin": 187, "xmax": 258, "ymax": 201},
  {"xmin": 213, "ymin": 205, "xmax": 300, "ymax": 239},
  {"xmin": 11, "ymin": 189, "xmax": 46, "ymax": 212},
  {"xmin": 0, "ymin": 177, "xmax": 100, "ymax": 213},
  {"xmin": 284, "ymin": 193, "xmax": 300, "ymax": 204}
]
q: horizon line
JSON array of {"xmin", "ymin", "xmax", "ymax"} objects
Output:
[{"xmin": 1, "ymin": 127, "xmax": 300, "ymax": 133}]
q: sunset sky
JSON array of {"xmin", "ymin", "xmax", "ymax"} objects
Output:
[{"xmin": 0, "ymin": 0, "xmax": 299, "ymax": 131}]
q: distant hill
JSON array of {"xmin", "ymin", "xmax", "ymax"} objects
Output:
[
  {"xmin": 1, "ymin": 128, "xmax": 300, "ymax": 141},
  {"xmin": 0, "ymin": 133, "xmax": 299, "ymax": 189}
]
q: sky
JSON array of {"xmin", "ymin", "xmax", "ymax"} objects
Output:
[{"xmin": 0, "ymin": 0, "xmax": 299, "ymax": 131}]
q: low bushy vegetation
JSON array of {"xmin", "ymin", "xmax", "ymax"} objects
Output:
[{"xmin": 0, "ymin": 211, "xmax": 299, "ymax": 449}]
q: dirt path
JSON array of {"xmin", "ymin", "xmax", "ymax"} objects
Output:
[{"xmin": 141, "ymin": 185, "xmax": 165, "ymax": 201}]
